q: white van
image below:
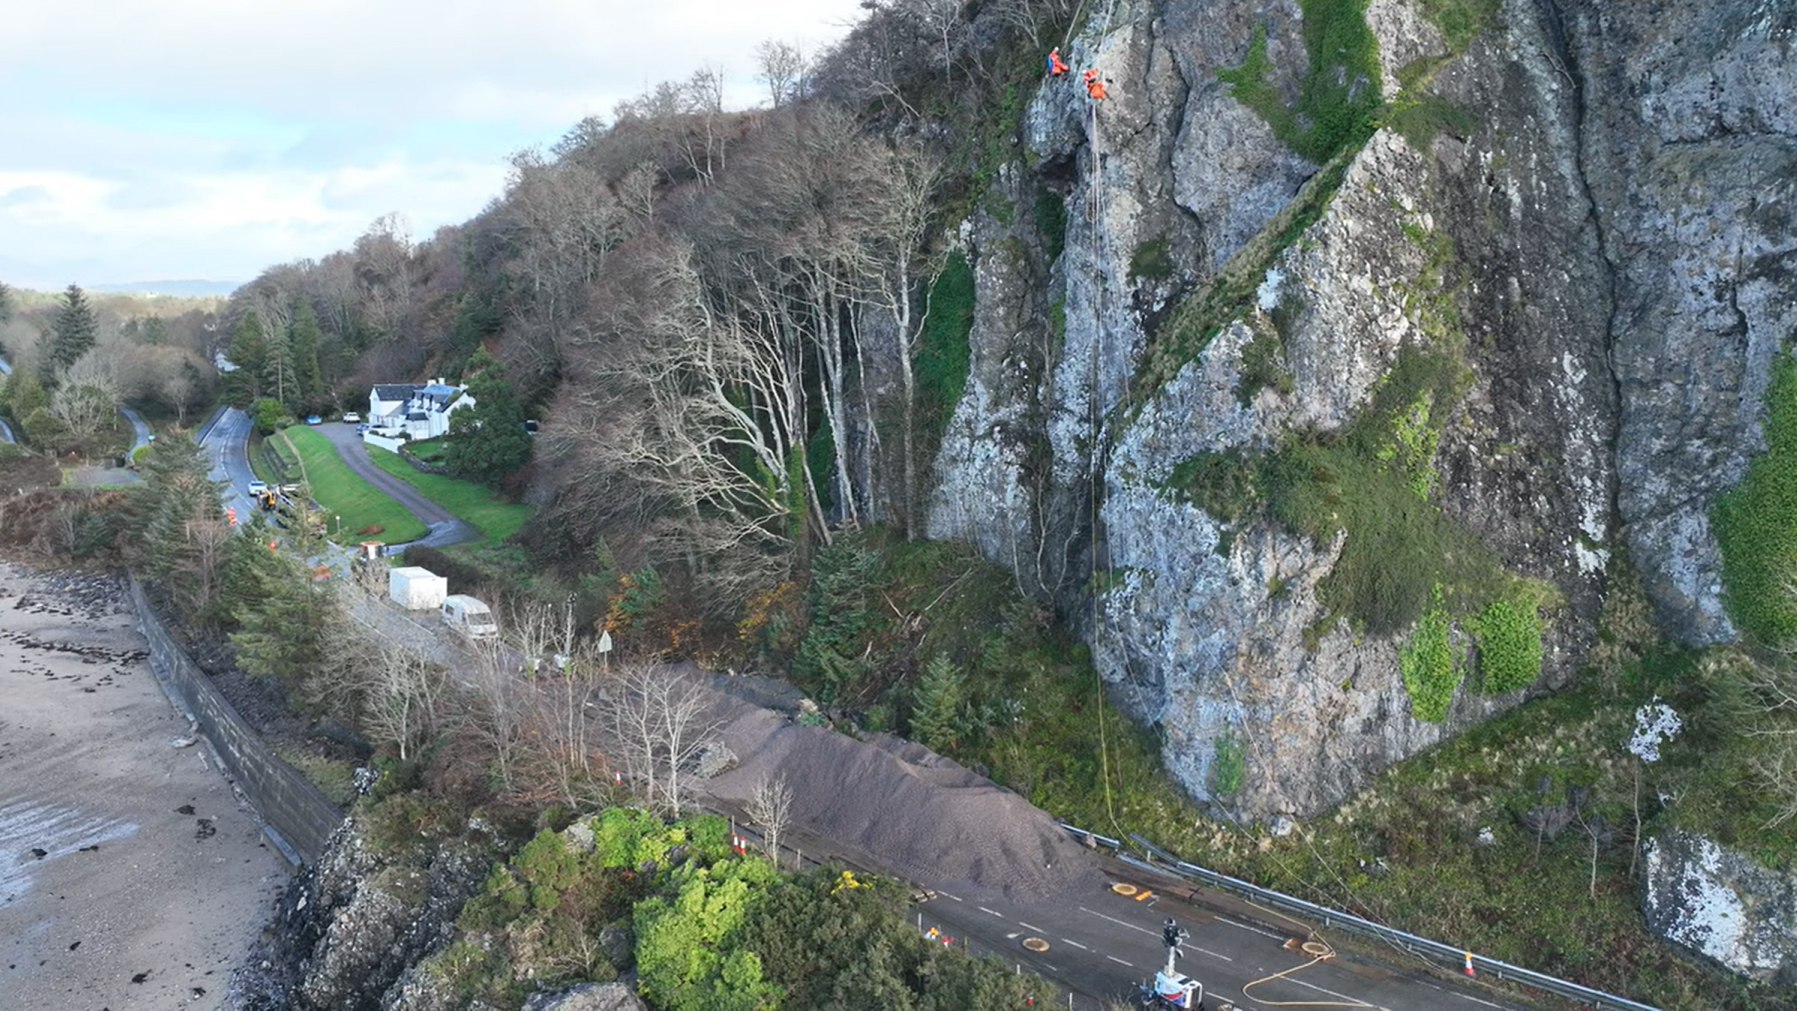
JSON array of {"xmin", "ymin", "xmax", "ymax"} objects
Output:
[{"xmin": 441, "ymin": 595, "xmax": 498, "ymax": 639}]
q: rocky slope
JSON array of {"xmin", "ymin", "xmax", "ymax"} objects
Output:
[{"xmin": 928, "ymin": 0, "xmax": 1795, "ymax": 819}]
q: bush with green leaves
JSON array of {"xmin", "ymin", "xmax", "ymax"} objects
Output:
[
  {"xmin": 1400, "ymin": 593, "xmax": 1457, "ymax": 721},
  {"xmin": 1471, "ymin": 596, "xmax": 1542, "ymax": 694}
]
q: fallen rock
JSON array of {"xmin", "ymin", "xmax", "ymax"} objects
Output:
[{"xmin": 1641, "ymin": 829, "xmax": 1797, "ymax": 985}]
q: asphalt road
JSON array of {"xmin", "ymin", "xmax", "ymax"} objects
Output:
[
  {"xmin": 313, "ymin": 421, "xmax": 476, "ymax": 550},
  {"xmin": 120, "ymin": 405, "xmax": 152, "ymax": 450},
  {"xmin": 199, "ymin": 406, "xmax": 259, "ymax": 522},
  {"xmin": 916, "ymin": 868, "xmax": 1527, "ymax": 1011},
  {"xmin": 0, "ymin": 354, "xmax": 13, "ymax": 443}
]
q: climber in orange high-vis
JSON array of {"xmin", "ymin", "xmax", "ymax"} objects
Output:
[
  {"xmin": 1083, "ymin": 69, "xmax": 1108, "ymax": 100},
  {"xmin": 1047, "ymin": 47, "xmax": 1068, "ymax": 77}
]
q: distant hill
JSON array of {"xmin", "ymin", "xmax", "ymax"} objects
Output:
[{"xmin": 89, "ymin": 279, "xmax": 239, "ymax": 297}]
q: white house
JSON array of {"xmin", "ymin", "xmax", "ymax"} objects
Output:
[{"xmin": 365, "ymin": 379, "xmax": 475, "ymax": 443}]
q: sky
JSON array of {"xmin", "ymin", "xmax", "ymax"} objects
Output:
[{"xmin": 0, "ymin": 0, "xmax": 861, "ymax": 291}]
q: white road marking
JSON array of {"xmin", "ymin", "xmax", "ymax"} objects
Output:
[
  {"xmin": 1007, "ymin": 932, "xmax": 1021, "ymax": 939},
  {"xmin": 1440, "ymin": 986, "xmax": 1505, "ymax": 1009},
  {"xmin": 1215, "ymin": 915, "xmax": 1283, "ymax": 940},
  {"xmin": 1107, "ymin": 956, "xmax": 1135, "ymax": 967},
  {"xmin": 1078, "ymin": 907, "xmax": 1159, "ymax": 937},
  {"xmin": 1186, "ymin": 944, "xmax": 1233, "ymax": 962},
  {"xmin": 979, "ymin": 906, "xmax": 1004, "ymax": 917},
  {"xmin": 939, "ymin": 891, "xmax": 961, "ymax": 901},
  {"xmin": 1018, "ymin": 921, "xmax": 1044, "ymax": 932},
  {"xmin": 1282, "ymin": 974, "xmax": 1386, "ymax": 1009},
  {"xmin": 1061, "ymin": 939, "xmax": 1089, "ymax": 950}
]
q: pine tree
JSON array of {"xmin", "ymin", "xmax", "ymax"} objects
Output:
[
  {"xmin": 222, "ymin": 313, "xmax": 267, "ymax": 407},
  {"xmin": 42, "ymin": 283, "xmax": 98, "ymax": 380},
  {"xmin": 231, "ymin": 547, "xmax": 332, "ymax": 687},
  {"xmin": 262, "ymin": 320, "xmax": 295, "ymax": 410},
  {"xmin": 910, "ymin": 654, "xmax": 966, "ymax": 753},
  {"xmin": 289, "ymin": 300, "xmax": 324, "ymax": 410},
  {"xmin": 0, "ymin": 279, "xmax": 14, "ymax": 324}
]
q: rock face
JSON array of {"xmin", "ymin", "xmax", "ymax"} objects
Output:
[
  {"xmin": 524, "ymin": 983, "xmax": 649, "ymax": 1011},
  {"xmin": 926, "ymin": 0, "xmax": 1797, "ymax": 818},
  {"xmin": 234, "ymin": 814, "xmax": 495, "ymax": 1011},
  {"xmin": 1641, "ymin": 830, "xmax": 1797, "ymax": 984}
]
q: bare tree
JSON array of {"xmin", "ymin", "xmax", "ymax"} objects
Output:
[
  {"xmin": 362, "ymin": 642, "xmax": 445, "ymax": 761},
  {"xmin": 747, "ymin": 771, "xmax": 795, "ymax": 865},
  {"xmin": 601, "ymin": 662, "xmax": 719, "ymax": 817},
  {"xmin": 49, "ymin": 350, "xmax": 121, "ymax": 445},
  {"xmin": 755, "ymin": 39, "xmax": 809, "ymax": 107},
  {"xmin": 465, "ymin": 637, "xmax": 530, "ymax": 797}
]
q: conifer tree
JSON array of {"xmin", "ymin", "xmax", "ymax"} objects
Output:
[
  {"xmin": 262, "ymin": 319, "xmax": 295, "ymax": 410},
  {"xmin": 223, "ymin": 312, "xmax": 267, "ymax": 407},
  {"xmin": 289, "ymin": 300, "xmax": 324, "ymax": 410},
  {"xmin": 910, "ymin": 654, "xmax": 966, "ymax": 752},
  {"xmin": 231, "ymin": 546, "xmax": 332, "ymax": 688},
  {"xmin": 42, "ymin": 283, "xmax": 98, "ymax": 380}
]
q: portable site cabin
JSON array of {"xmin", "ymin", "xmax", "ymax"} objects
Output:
[
  {"xmin": 389, "ymin": 567, "xmax": 448, "ymax": 611},
  {"xmin": 441, "ymin": 595, "xmax": 498, "ymax": 639}
]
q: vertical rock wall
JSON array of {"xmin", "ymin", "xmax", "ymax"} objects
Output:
[{"xmin": 926, "ymin": 0, "xmax": 1796, "ymax": 819}]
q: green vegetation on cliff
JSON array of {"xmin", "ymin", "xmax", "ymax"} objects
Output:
[
  {"xmin": 1218, "ymin": 0, "xmax": 1383, "ymax": 164},
  {"xmin": 1714, "ymin": 352, "xmax": 1797, "ymax": 645},
  {"xmin": 423, "ymin": 807, "xmax": 1050, "ymax": 1010}
]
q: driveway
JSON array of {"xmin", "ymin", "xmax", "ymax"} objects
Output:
[{"xmin": 313, "ymin": 422, "xmax": 476, "ymax": 551}]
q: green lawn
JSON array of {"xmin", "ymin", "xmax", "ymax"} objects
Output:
[
  {"xmin": 278, "ymin": 426, "xmax": 427, "ymax": 544},
  {"xmin": 367, "ymin": 446, "xmax": 531, "ymax": 543}
]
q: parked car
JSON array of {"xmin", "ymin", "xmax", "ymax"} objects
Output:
[
  {"xmin": 305, "ymin": 414, "xmax": 322, "ymax": 425},
  {"xmin": 356, "ymin": 423, "xmax": 369, "ymax": 434},
  {"xmin": 246, "ymin": 479, "xmax": 268, "ymax": 498},
  {"xmin": 342, "ymin": 412, "xmax": 361, "ymax": 423},
  {"xmin": 441, "ymin": 595, "xmax": 498, "ymax": 639}
]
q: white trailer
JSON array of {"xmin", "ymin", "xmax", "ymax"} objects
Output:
[
  {"xmin": 388, "ymin": 566, "xmax": 448, "ymax": 611},
  {"xmin": 441, "ymin": 595, "xmax": 498, "ymax": 639}
]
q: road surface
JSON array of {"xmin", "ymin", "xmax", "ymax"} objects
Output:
[
  {"xmin": 198, "ymin": 407, "xmax": 260, "ymax": 522},
  {"xmin": 912, "ymin": 866, "xmax": 1528, "ymax": 1011},
  {"xmin": 312, "ymin": 421, "xmax": 476, "ymax": 550},
  {"xmin": 0, "ymin": 354, "xmax": 13, "ymax": 443},
  {"xmin": 120, "ymin": 405, "xmax": 153, "ymax": 452}
]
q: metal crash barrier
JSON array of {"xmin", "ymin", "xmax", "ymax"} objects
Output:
[{"xmin": 1058, "ymin": 823, "xmax": 1660, "ymax": 1011}]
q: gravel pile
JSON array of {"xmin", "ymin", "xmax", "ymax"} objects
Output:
[{"xmin": 703, "ymin": 695, "xmax": 1102, "ymax": 902}]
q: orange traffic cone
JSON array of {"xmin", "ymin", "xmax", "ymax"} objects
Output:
[{"xmin": 1463, "ymin": 951, "xmax": 1475, "ymax": 976}]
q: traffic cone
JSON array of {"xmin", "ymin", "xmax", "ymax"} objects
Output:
[{"xmin": 1463, "ymin": 951, "xmax": 1475, "ymax": 976}]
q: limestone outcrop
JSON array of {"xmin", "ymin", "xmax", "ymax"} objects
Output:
[{"xmin": 927, "ymin": 0, "xmax": 1796, "ymax": 818}]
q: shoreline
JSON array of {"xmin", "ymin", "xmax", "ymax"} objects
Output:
[{"xmin": 0, "ymin": 565, "xmax": 287, "ymax": 1010}]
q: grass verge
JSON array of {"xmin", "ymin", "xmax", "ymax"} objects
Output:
[
  {"xmin": 366, "ymin": 447, "xmax": 531, "ymax": 543},
  {"xmin": 278, "ymin": 426, "xmax": 427, "ymax": 544}
]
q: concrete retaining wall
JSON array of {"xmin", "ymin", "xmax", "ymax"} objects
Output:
[
  {"xmin": 127, "ymin": 577, "xmax": 343, "ymax": 865},
  {"xmin": 364, "ymin": 433, "xmax": 405, "ymax": 454}
]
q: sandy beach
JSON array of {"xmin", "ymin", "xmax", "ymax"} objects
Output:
[{"xmin": 0, "ymin": 565, "xmax": 286, "ymax": 1010}]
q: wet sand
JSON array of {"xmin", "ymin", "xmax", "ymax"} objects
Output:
[{"xmin": 0, "ymin": 565, "xmax": 286, "ymax": 1010}]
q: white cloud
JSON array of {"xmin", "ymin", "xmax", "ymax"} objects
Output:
[{"xmin": 0, "ymin": 0, "xmax": 860, "ymax": 286}]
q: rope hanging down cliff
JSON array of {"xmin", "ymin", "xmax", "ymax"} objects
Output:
[{"xmin": 1083, "ymin": 69, "xmax": 1120, "ymax": 832}]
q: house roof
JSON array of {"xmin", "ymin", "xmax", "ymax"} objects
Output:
[
  {"xmin": 373, "ymin": 383, "xmax": 421, "ymax": 402},
  {"xmin": 420, "ymin": 383, "xmax": 458, "ymax": 398}
]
